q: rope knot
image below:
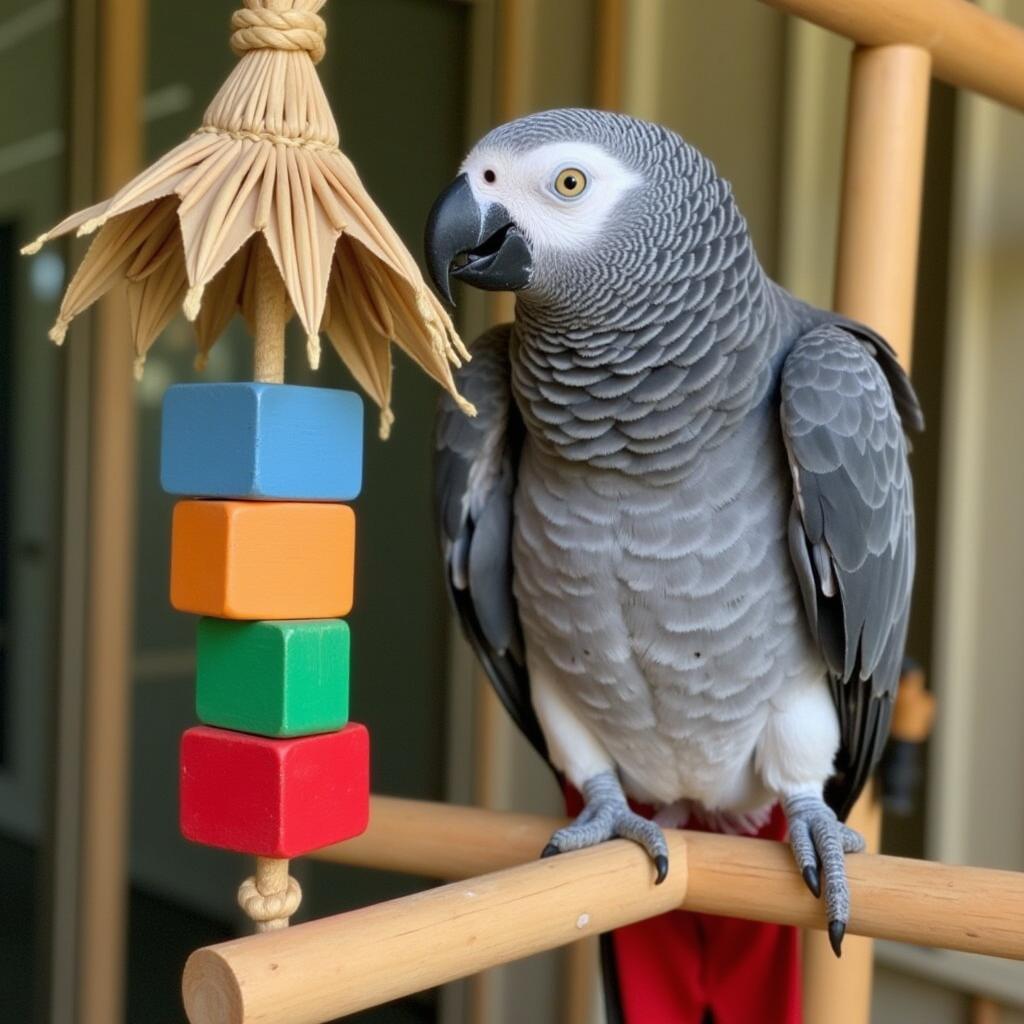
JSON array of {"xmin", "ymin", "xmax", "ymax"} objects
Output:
[
  {"xmin": 237, "ymin": 874, "xmax": 303, "ymax": 930},
  {"xmin": 231, "ymin": 5, "xmax": 327, "ymax": 64}
]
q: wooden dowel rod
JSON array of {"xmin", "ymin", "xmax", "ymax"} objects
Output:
[
  {"xmin": 759, "ymin": 0, "xmax": 1024, "ymax": 115},
  {"xmin": 594, "ymin": 0, "xmax": 625, "ymax": 110},
  {"xmin": 561, "ymin": 936, "xmax": 598, "ymax": 1024},
  {"xmin": 971, "ymin": 996, "xmax": 1004, "ymax": 1024},
  {"xmin": 237, "ymin": 240, "xmax": 292, "ymax": 938},
  {"xmin": 805, "ymin": 42, "xmax": 932, "ymax": 1024},
  {"xmin": 315, "ymin": 796, "xmax": 551, "ymax": 878},
  {"xmin": 184, "ymin": 799, "xmax": 1024, "ymax": 1024},
  {"xmin": 801, "ymin": 786, "xmax": 882, "ymax": 1024},
  {"xmin": 683, "ymin": 829, "xmax": 1024, "ymax": 957},
  {"xmin": 833, "ymin": 43, "xmax": 932, "ymax": 364},
  {"xmin": 314, "ymin": 798, "xmax": 1024, "ymax": 959},
  {"xmin": 253, "ymin": 238, "xmax": 286, "ymax": 384},
  {"xmin": 185, "ymin": 834, "xmax": 688, "ymax": 1024},
  {"xmin": 310, "ymin": 799, "xmax": 1024, "ymax": 959},
  {"xmin": 77, "ymin": 2, "xmax": 145, "ymax": 1023}
]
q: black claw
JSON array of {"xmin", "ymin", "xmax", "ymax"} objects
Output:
[
  {"xmin": 802, "ymin": 865, "xmax": 821, "ymax": 899},
  {"xmin": 654, "ymin": 855, "xmax": 669, "ymax": 885},
  {"xmin": 828, "ymin": 920, "xmax": 846, "ymax": 958},
  {"xmin": 540, "ymin": 843, "xmax": 561, "ymax": 859}
]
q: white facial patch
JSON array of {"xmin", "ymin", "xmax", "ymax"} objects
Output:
[{"xmin": 460, "ymin": 140, "xmax": 643, "ymax": 255}]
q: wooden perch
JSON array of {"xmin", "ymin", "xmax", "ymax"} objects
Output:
[
  {"xmin": 181, "ymin": 797, "xmax": 1024, "ymax": 1024},
  {"xmin": 759, "ymin": 0, "xmax": 1024, "ymax": 114}
]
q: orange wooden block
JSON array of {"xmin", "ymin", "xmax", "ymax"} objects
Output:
[{"xmin": 170, "ymin": 501, "xmax": 354, "ymax": 619}]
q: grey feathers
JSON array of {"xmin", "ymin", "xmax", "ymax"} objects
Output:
[
  {"xmin": 433, "ymin": 108, "xmax": 920, "ymax": 823},
  {"xmin": 511, "ymin": 186, "xmax": 780, "ymax": 484},
  {"xmin": 781, "ymin": 323, "xmax": 918, "ymax": 817},
  {"xmin": 435, "ymin": 326, "xmax": 546, "ymax": 758}
]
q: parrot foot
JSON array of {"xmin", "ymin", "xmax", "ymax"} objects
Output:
[
  {"xmin": 540, "ymin": 770, "xmax": 669, "ymax": 884},
  {"xmin": 782, "ymin": 792, "xmax": 865, "ymax": 957}
]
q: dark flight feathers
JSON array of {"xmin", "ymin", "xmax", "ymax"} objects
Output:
[
  {"xmin": 781, "ymin": 319, "xmax": 922, "ymax": 819},
  {"xmin": 434, "ymin": 324, "xmax": 548, "ymax": 760}
]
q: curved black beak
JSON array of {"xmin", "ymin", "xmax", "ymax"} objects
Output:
[{"xmin": 424, "ymin": 173, "xmax": 532, "ymax": 305}]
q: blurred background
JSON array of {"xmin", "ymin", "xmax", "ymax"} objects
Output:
[{"xmin": 1, "ymin": 0, "xmax": 1023, "ymax": 1022}]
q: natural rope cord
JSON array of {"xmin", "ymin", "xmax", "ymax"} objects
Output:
[
  {"xmin": 231, "ymin": 4, "xmax": 327, "ymax": 64},
  {"xmin": 238, "ymin": 871, "xmax": 303, "ymax": 932}
]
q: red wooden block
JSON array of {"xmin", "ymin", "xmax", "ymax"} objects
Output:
[{"xmin": 179, "ymin": 724, "xmax": 369, "ymax": 858}]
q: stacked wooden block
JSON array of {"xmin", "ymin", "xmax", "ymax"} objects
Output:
[{"xmin": 162, "ymin": 383, "xmax": 369, "ymax": 871}]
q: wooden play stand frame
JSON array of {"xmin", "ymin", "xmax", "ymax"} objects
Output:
[{"xmin": 176, "ymin": 1, "xmax": 1024, "ymax": 1022}]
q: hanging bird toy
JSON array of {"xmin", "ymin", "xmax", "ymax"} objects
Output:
[{"xmin": 25, "ymin": 0, "xmax": 473, "ymax": 933}]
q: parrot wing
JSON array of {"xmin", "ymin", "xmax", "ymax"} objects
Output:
[
  {"xmin": 434, "ymin": 323, "xmax": 548, "ymax": 760},
  {"xmin": 780, "ymin": 320, "xmax": 923, "ymax": 820}
]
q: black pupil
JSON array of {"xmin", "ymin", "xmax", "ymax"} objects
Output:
[
  {"xmin": 563, "ymin": 175, "xmax": 578, "ymax": 191},
  {"xmin": 484, "ymin": 169, "xmax": 496, "ymax": 183}
]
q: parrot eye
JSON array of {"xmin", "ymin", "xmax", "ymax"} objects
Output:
[
  {"xmin": 554, "ymin": 167, "xmax": 588, "ymax": 199},
  {"xmin": 483, "ymin": 169, "xmax": 497, "ymax": 183}
]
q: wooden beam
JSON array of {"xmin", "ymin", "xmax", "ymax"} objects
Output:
[
  {"xmin": 184, "ymin": 796, "xmax": 1024, "ymax": 1024},
  {"xmin": 486, "ymin": 0, "xmax": 537, "ymax": 326},
  {"xmin": 76, "ymin": 1, "xmax": 144, "ymax": 1022},
  {"xmin": 48, "ymin": 0, "xmax": 100, "ymax": 1016},
  {"xmin": 801, "ymin": 42, "xmax": 932, "ymax": 1024},
  {"xmin": 462, "ymin": 4, "xmax": 540, "ymax": 1019},
  {"xmin": 620, "ymin": 0, "xmax": 664, "ymax": 121},
  {"xmin": 802, "ymin": 785, "xmax": 883, "ymax": 1024},
  {"xmin": 833, "ymin": 44, "xmax": 932, "ymax": 361},
  {"xmin": 188, "ymin": 832, "xmax": 687, "ymax": 1024},
  {"xmin": 759, "ymin": 0, "xmax": 1024, "ymax": 113},
  {"xmin": 971, "ymin": 996, "xmax": 1004, "ymax": 1024},
  {"xmin": 594, "ymin": 0, "xmax": 625, "ymax": 110},
  {"xmin": 315, "ymin": 796, "xmax": 560, "ymax": 878}
]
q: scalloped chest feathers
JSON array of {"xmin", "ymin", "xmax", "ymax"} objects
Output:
[{"xmin": 509, "ymin": 349, "xmax": 827, "ymax": 809}]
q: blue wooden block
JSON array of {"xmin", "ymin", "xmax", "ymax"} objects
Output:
[{"xmin": 160, "ymin": 383, "xmax": 363, "ymax": 501}]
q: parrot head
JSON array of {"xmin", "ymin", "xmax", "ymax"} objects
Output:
[{"xmin": 424, "ymin": 108, "xmax": 726, "ymax": 316}]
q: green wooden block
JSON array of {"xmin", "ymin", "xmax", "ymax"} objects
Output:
[{"xmin": 196, "ymin": 619, "xmax": 350, "ymax": 737}]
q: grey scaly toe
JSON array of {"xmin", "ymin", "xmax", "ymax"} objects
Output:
[
  {"xmin": 784, "ymin": 792, "xmax": 865, "ymax": 956},
  {"xmin": 542, "ymin": 770, "xmax": 669, "ymax": 884}
]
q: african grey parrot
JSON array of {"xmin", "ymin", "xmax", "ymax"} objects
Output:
[{"xmin": 425, "ymin": 109, "xmax": 920, "ymax": 958}]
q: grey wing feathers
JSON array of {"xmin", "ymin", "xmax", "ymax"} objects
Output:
[
  {"xmin": 781, "ymin": 322, "xmax": 920, "ymax": 820},
  {"xmin": 435, "ymin": 324, "xmax": 548, "ymax": 760},
  {"xmin": 830, "ymin": 315, "xmax": 924, "ymax": 434}
]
